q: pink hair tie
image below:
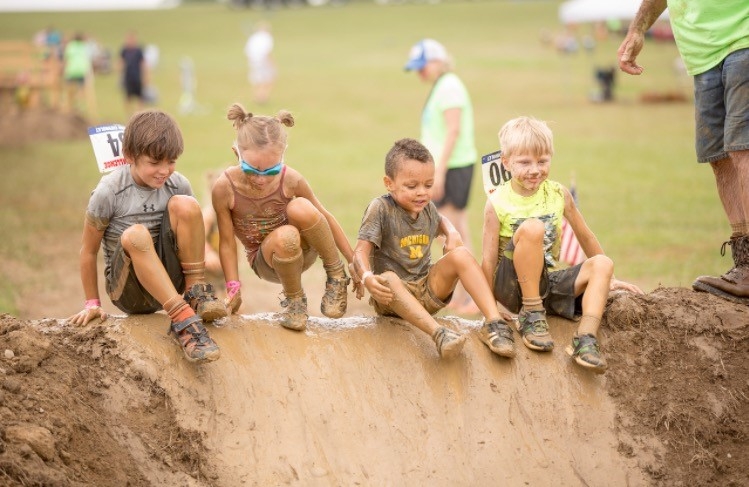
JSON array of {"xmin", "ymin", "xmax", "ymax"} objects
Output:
[{"xmin": 84, "ymin": 299, "xmax": 101, "ymax": 309}]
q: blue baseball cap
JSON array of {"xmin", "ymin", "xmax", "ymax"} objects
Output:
[{"xmin": 404, "ymin": 39, "xmax": 448, "ymax": 71}]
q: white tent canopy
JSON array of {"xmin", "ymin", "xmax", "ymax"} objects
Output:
[{"xmin": 559, "ymin": 0, "xmax": 669, "ymax": 25}]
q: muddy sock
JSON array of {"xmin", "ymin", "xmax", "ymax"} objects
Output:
[
  {"xmin": 181, "ymin": 261, "xmax": 206, "ymax": 288},
  {"xmin": 730, "ymin": 223, "xmax": 749, "ymax": 237},
  {"xmin": 521, "ymin": 296, "xmax": 544, "ymax": 312},
  {"xmin": 323, "ymin": 260, "xmax": 346, "ymax": 279},
  {"xmin": 300, "ymin": 217, "xmax": 340, "ymax": 269},
  {"xmin": 577, "ymin": 315, "xmax": 601, "ymax": 336},
  {"xmin": 164, "ymin": 294, "xmax": 193, "ymax": 323},
  {"xmin": 272, "ymin": 252, "xmax": 304, "ymax": 298}
]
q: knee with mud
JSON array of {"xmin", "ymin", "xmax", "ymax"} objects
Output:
[{"xmin": 123, "ymin": 225, "xmax": 154, "ymax": 253}]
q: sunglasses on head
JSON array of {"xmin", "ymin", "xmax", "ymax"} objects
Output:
[{"xmin": 235, "ymin": 144, "xmax": 285, "ymax": 176}]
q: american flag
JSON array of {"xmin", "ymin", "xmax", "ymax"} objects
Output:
[{"xmin": 560, "ymin": 182, "xmax": 585, "ymax": 266}]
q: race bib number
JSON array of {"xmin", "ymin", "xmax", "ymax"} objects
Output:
[
  {"xmin": 481, "ymin": 150, "xmax": 511, "ymax": 196},
  {"xmin": 88, "ymin": 124, "xmax": 126, "ymax": 173}
]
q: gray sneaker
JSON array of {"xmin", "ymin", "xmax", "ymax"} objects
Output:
[
  {"xmin": 517, "ymin": 309, "xmax": 554, "ymax": 352},
  {"xmin": 479, "ymin": 319, "xmax": 516, "ymax": 358},
  {"xmin": 432, "ymin": 326, "xmax": 466, "ymax": 359},
  {"xmin": 279, "ymin": 294, "xmax": 308, "ymax": 331},
  {"xmin": 566, "ymin": 333, "xmax": 607, "ymax": 374}
]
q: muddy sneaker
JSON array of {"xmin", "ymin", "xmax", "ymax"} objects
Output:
[
  {"xmin": 517, "ymin": 309, "xmax": 554, "ymax": 352},
  {"xmin": 169, "ymin": 314, "xmax": 220, "ymax": 363},
  {"xmin": 184, "ymin": 283, "xmax": 227, "ymax": 322},
  {"xmin": 479, "ymin": 319, "xmax": 516, "ymax": 358},
  {"xmin": 432, "ymin": 326, "xmax": 466, "ymax": 359},
  {"xmin": 321, "ymin": 275, "xmax": 350, "ymax": 318},
  {"xmin": 566, "ymin": 333, "xmax": 607, "ymax": 374},
  {"xmin": 280, "ymin": 294, "xmax": 308, "ymax": 331}
]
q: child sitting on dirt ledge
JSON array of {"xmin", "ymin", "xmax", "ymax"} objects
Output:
[
  {"xmin": 482, "ymin": 116, "xmax": 643, "ymax": 373},
  {"xmin": 67, "ymin": 109, "xmax": 226, "ymax": 363},
  {"xmin": 211, "ymin": 103, "xmax": 355, "ymax": 331},
  {"xmin": 352, "ymin": 138, "xmax": 516, "ymax": 359}
]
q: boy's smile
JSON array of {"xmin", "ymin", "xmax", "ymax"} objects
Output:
[
  {"xmin": 384, "ymin": 158, "xmax": 434, "ymax": 219},
  {"xmin": 503, "ymin": 152, "xmax": 551, "ymax": 197},
  {"xmin": 130, "ymin": 155, "xmax": 175, "ymax": 189}
]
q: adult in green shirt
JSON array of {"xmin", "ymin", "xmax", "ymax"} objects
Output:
[
  {"xmin": 618, "ymin": 0, "xmax": 749, "ymax": 304},
  {"xmin": 405, "ymin": 39, "xmax": 479, "ymax": 313},
  {"xmin": 63, "ymin": 32, "xmax": 93, "ymax": 116}
]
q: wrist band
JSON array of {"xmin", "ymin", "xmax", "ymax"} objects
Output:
[
  {"xmin": 361, "ymin": 271, "xmax": 374, "ymax": 284},
  {"xmin": 84, "ymin": 299, "xmax": 101, "ymax": 309},
  {"xmin": 226, "ymin": 280, "xmax": 241, "ymax": 298}
]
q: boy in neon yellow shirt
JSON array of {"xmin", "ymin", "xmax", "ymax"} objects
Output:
[{"xmin": 482, "ymin": 116, "xmax": 642, "ymax": 373}]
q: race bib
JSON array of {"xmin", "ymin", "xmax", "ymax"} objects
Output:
[
  {"xmin": 88, "ymin": 124, "xmax": 126, "ymax": 173},
  {"xmin": 481, "ymin": 150, "xmax": 511, "ymax": 196}
]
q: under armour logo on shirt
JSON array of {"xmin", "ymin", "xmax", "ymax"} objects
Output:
[{"xmin": 143, "ymin": 204, "xmax": 156, "ymax": 212}]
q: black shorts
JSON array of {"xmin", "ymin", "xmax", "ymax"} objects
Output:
[
  {"xmin": 124, "ymin": 78, "xmax": 143, "ymax": 99},
  {"xmin": 493, "ymin": 255, "xmax": 583, "ymax": 320},
  {"xmin": 434, "ymin": 164, "xmax": 474, "ymax": 210},
  {"xmin": 106, "ymin": 203, "xmax": 184, "ymax": 314}
]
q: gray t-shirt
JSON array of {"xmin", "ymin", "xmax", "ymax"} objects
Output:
[
  {"xmin": 357, "ymin": 194, "xmax": 441, "ymax": 281},
  {"xmin": 85, "ymin": 165, "xmax": 194, "ymax": 272}
]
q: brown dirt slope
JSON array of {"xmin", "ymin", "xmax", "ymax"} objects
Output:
[{"xmin": 1, "ymin": 287, "xmax": 747, "ymax": 486}]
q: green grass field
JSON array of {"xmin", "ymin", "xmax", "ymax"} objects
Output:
[{"xmin": 0, "ymin": 1, "xmax": 728, "ymax": 315}]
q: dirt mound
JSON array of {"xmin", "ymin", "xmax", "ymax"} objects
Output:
[
  {"xmin": 0, "ymin": 108, "xmax": 89, "ymax": 147},
  {"xmin": 1, "ymin": 287, "xmax": 747, "ymax": 486}
]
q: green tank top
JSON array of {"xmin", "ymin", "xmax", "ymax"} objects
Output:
[{"xmin": 488, "ymin": 179, "xmax": 565, "ymax": 269}]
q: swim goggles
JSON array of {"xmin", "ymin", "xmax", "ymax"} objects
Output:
[{"xmin": 235, "ymin": 144, "xmax": 285, "ymax": 176}]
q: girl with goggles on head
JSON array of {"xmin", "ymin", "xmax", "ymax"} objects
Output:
[{"xmin": 212, "ymin": 103, "xmax": 358, "ymax": 331}]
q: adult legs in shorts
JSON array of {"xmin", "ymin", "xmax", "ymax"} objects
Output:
[{"xmin": 691, "ymin": 48, "xmax": 749, "ymax": 303}]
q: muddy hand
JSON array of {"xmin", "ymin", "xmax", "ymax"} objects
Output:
[
  {"xmin": 67, "ymin": 306, "xmax": 107, "ymax": 326},
  {"xmin": 366, "ymin": 274, "xmax": 393, "ymax": 306},
  {"xmin": 225, "ymin": 281, "xmax": 242, "ymax": 314},
  {"xmin": 349, "ymin": 262, "xmax": 364, "ymax": 300}
]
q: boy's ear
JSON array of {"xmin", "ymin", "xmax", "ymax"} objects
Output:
[
  {"xmin": 500, "ymin": 154, "xmax": 511, "ymax": 172},
  {"xmin": 383, "ymin": 175, "xmax": 394, "ymax": 192}
]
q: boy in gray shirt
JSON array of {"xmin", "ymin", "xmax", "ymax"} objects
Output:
[{"xmin": 68, "ymin": 110, "xmax": 226, "ymax": 363}]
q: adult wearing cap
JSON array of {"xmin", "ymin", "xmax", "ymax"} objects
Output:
[{"xmin": 405, "ymin": 38, "xmax": 479, "ymax": 314}]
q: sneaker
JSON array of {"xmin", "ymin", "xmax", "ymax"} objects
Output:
[
  {"xmin": 280, "ymin": 294, "xmax": 308, "ymax": 331},
  {"xmin": 479, "ymin": 319, "xmax": 516, "ymax": 358},
  {"xmin": 321, "ymin": 275, "xmax": 350, "ymax": 318},
  {"xmin": 184, "ymin": 283, "xmax": 227, "ymax": 322},
  {"xmin": 169, "ymin": 314, "xmax": 220, "ymax": 363},
  {"xmin": 432, "ymin": 326, "xmax": 466, "ymax": 359},
  {"xmin": 516, "ymin": 309, "xmax": 554, "ymax": 352},
  {"xmin": 566, "ymin": 333, "xmax": 607, "ymax": 374}
]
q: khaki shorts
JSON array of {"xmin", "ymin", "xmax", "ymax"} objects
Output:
[
  {"xmin": 371, "ymin": 271, "xmax": 450, "ymax": 317},
  {"xmin": 251, "ymin": 244, "xmax": 318, "ymax": 283}
]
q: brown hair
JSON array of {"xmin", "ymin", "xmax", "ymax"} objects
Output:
[
  {"xmin": 227, "ymin": 103, "xmax": 294, "ymax": 151},
  {"xmin": 384, "ymin": 138, "xmax": 434, "ymax": 178},
  {"xmin": 123, "ymin": 110, "xmax": 184, "ymax": 162}
]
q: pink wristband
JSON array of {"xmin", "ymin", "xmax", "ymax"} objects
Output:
[
  {"xmin": 85, "ymin": 299, "xmax": 101, "ymax": 309},
  {"xmin": 226, "ymin": 280, "xmax": 241, "ymax": 298}
]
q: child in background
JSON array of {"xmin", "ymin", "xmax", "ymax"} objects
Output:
[
  {"xmin": 352, "ymin": 138, "xmax": 516, "ymax": 359},
  {"xmin": 482, "ymin": 116, "xmax": 642, "ymax": 373},
  {"xmin": 67, "ymin": 110, "xmax": 226, "ymax": 363},
  {"xmin": 212, "ymin": 103, "xmax": 354, "ymax": 330}
]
